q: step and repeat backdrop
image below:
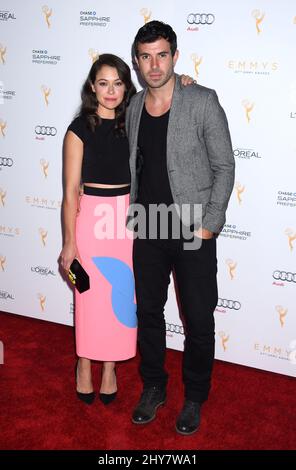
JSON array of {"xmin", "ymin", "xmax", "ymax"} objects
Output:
[{"xmin": 1, "ymin": 0, "xmax": 295, "ymax": 376}]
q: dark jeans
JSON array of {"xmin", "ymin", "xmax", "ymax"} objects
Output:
[{"xmin": 133, "ymin": 236, "xmax": 218, "ymax": 403}]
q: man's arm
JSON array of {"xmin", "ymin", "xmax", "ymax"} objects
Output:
[{"xmin": 201, "ymin": 90, "xmax": 235, "ymax": 235}]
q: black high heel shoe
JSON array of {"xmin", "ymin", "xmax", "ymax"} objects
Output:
[
  {"xmin": 75, "ymin": 361, "xmax": 95, "ymax": 405},
  {"xmin": 99, "ymin": 368, "xmax": 117, "ymax": 405}
]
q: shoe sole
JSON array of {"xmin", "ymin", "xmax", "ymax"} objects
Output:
[
  {"xmin": 131, "ymin": 400, "xmax": 166, "ymax": 425},
  {"xmin": 175, "ymin": 424, "xmax": 199, "ymax": 436}
]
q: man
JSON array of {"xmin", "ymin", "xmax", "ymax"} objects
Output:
[{"xmin": 126, "ymin": 21, "xmax": 235, "ymax": 435}]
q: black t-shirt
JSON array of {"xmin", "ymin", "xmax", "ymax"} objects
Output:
[
  {"xmin": 137, "ymin": 105, "xmax": 173, "ymax": 205},
  {"xmin": 137, "ymin": 105, "xmax": 179, "ymax": 239},
  {"xmin": 67, "ymin": 116, "xmax": 130, "ymax": 184}
]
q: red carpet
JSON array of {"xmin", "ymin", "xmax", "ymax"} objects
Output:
[{"xmin": 0, "ymin": 311, "xmax": 295, "ymax": 450}]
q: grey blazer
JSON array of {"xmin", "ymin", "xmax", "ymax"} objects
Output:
[{"xmin": 126, "ymin": 74, "xmax": 235, "ymax": 233}]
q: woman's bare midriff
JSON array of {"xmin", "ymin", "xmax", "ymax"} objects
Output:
[{"xmin": 84, "ymin": 183, "xmax": 130, "ymax": 189}]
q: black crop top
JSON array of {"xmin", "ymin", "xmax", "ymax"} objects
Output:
[{"xmin": 67, "ymin": 116, "xmax": 130, "ymax": 184}]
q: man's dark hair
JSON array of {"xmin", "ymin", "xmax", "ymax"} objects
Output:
[{"xmin": 133, "ymin": 20, "xmax": 177, "ymax": 58}]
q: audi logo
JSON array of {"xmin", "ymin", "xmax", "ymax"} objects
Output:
[
  {"xmin": 0, "ymin": 157, "xmax": 13, "ymax": 167},
  {"xmin": 35, "ymin": 126, "xmax": 57, "ymax": 136},
  {"xmin": 217, "ymin": 298, "xmax": 241, "ymax": 310},
  {"xmin": 166, "ymin": 323, "xmax": 184, "ymax": 335},
  {"xmin": 273, "ymin": 270, "xmax": 296, "ymax": 283},
  {"xmin": 187, "ymin": 13, "xmax": 215, "ymax": 25}
]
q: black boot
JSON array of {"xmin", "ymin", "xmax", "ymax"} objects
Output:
[
  {"xmin": 132, "ymin": 387, "xmax": 166, "ymax": 424},
  {"xmin": 176, "ymin": 400, "xmax": 201, "ymax": 435}
]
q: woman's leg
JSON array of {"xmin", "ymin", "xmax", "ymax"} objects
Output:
[
  {"xmin": 76, "ymin": 357, "xmax": 93, "ymax": 393},
  {"xmin": 100, "ymin": 361, "xmax": 117, "ymax": 394}
]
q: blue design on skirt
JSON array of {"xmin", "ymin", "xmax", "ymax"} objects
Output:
[{"xmin": 92, "ymin": 257, "xmax": 137, "ymax": 328}]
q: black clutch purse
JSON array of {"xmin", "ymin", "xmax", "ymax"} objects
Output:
[{"xmin": 68, "ymin": 259, "xmax": 90, "ymax": 293}]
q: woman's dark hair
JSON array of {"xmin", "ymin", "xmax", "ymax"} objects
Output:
[
  {"xmin": 79, "ymin": 54, "xmax": 136, "ymax": 136},
  {"xmin": 133, "ymin": 20, "xmax": 177, "ymax": 58}
]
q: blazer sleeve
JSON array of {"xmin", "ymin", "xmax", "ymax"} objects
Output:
[{"xmin": 202, "ymin": 90, "xmax": 235, "ymax": 233}]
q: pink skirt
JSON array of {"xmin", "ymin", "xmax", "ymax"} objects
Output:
[{"xmin": 75, "ymin": 186, "xmax": 137, "ymax": 361}]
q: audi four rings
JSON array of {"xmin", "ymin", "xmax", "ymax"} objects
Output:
[
  {"xmin": 0, "ymin": 157, "xmax": 13, "ymax": 166},
  {"xmin": 273, "ymin": 270, "xmax": 296, "ymax": 282},
  {"xmin": 166, "ymin": 323, "xmax": 184, "ymax": 334},
  {"xmin": 217, "ymin": 299, "xmax": 241, "ymax": 310},
  {"xmin": 35, "ymin": 126, "xmax": 57, "ymax": 136},
  {"xmin": 187, "ymin": 13, "xmax": 215, "ymax": 25}
]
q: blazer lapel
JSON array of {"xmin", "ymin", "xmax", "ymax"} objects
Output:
[
  {"xmin": 131, "ymin": 88, "xmax": 147, "ymax": 152},
  {"xmin": 167, "ymin": 74, "xmax": 183, "ymax": 162}
]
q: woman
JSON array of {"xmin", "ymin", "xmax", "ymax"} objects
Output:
[{"xmin": 60, "ymin": 54, "xmax": 137, "ymax": 405}]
